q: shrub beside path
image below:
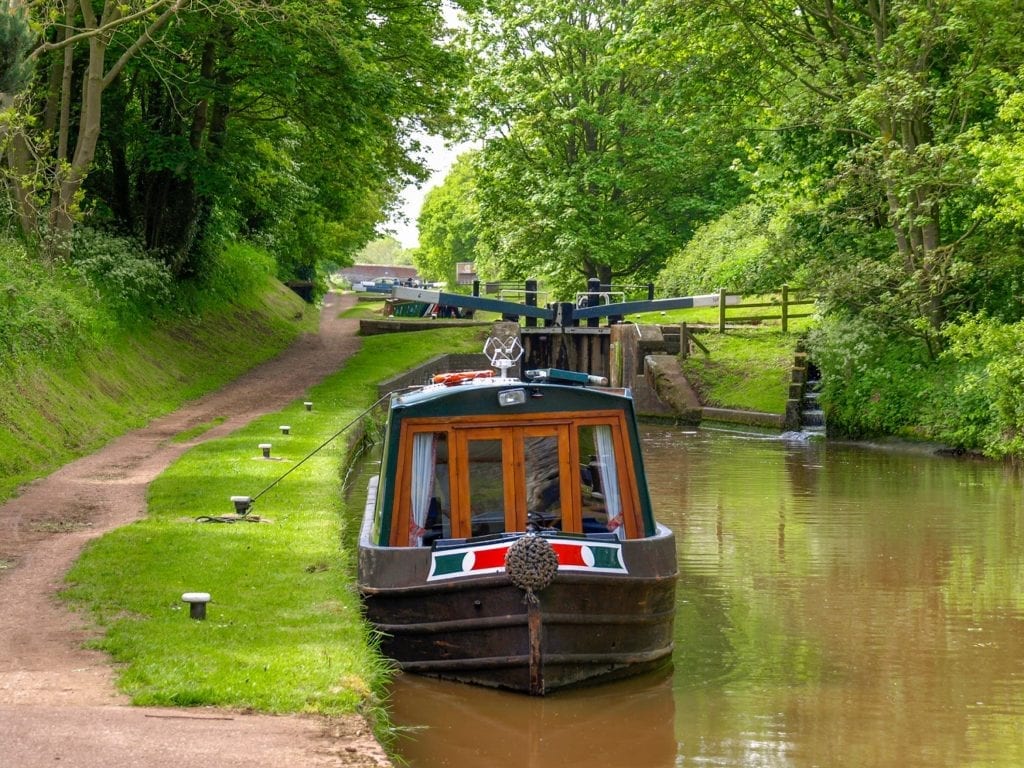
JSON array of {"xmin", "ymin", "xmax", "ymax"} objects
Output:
[{"xmin": 0, "ymin": 292, "xmax": 392, "ymax": 767}]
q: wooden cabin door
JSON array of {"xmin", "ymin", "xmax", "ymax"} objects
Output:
[{"xmin": 450, "ymin": 423, "xmax": 576, "ymax": 537}]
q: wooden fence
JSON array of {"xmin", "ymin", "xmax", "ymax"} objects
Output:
[{"xmin": 718, "ymin": 285, "xmax": 815, "ymax": 333}]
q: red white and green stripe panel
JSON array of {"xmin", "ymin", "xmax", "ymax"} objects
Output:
[{"xmin": 427, "ymin": 538, "xmax": 627, "ymax": 582}]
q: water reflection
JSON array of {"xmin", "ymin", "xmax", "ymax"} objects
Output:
[
  {"xmin": 382, "ymin": 428, "xmax": 1024, "ymax": 768},
  {"xmin": 390, "ymin": 671, "xmax": 676, "ymax": 768}
]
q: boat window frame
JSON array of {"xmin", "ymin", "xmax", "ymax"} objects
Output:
[{"xmin": 388, "ymin": 410, "xmax": 641, "ymax": 546}]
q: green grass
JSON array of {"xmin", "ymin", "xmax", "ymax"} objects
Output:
[
  {"xmin": 628, "ymin": 295, "xmax": 815, "ymax": 415},
  {"xmin": 61, "ymin": 326, "xmax": 487, "ymax": 723},
  {"xmin": 679, "ymin": 327, "xmax": 808, "ymax": 415},
  {"xmin": 0, "ymin": 280, "xmax": 312, "ymax": 502},
  {"xmin": 339, "ymin": 302, "xmax": 381, "ymax": 319}
]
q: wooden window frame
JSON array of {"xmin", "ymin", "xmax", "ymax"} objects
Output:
[{"xmin": 388, "ymin": 411, "xmax": 640, "ymax": 546}]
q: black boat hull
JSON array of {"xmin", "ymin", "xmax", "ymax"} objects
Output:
[{"xmin": 358, "ymin": 513, "xmax": 677, "ymax": 694}]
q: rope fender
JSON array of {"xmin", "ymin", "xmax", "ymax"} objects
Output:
[{"xmin": 505, "ymin": 535, "xmax": 559, "ymax": 603}]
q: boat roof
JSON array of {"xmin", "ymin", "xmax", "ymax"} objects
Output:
[{"xmin": 390, "ymin": 370, "xmax": 633, "ymax": 420}]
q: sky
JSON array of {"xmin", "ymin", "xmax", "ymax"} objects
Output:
[
  {"xmin": 385, "ymin": 135, "xmax": 473, "ymax": 250},
  {"xmin": 384, "ymin": 2, "xmax": 471, "ymax": 250}
]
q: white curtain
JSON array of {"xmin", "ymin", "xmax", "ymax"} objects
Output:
[
  {"xmin": 409, "ymin": 433, "xmax": 435, "ymax": 546},
  {"xmin": 594, "ymin": 426, "xmax": 625, "ymax": 539}
]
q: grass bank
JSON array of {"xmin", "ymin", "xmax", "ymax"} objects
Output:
[
  {"xmin": 632, "ymin": 305, "xmax": 813, "ymax": 415},
  {"xmin": 1, "ymin": 234, "xmax": 314, "ymax": 503},
  {"xmin": 62, "ymin": 325, "xmax": 486, "ymax": 728},
  {"xmin": 678, "ymin": 329, "xmax": 803, "ymax": 414}
]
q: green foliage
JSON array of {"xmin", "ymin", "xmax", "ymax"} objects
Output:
[
  {"xmin": 415, "ymin": 152, "xmax": 482, "ymax": 284},
  {"xmin": 7, "ymin": 0, "xmax": 464, "ymax": 282},
  {"xmin": 809, "ymin": 313, "xmax": 1024, "ymax": 458},
  {"xmin": 975, "ymin": 86, "xmax": 1024, "ymax": 228},
  {"xmin": 940, "ymin": 315, "xmax": 1024, "ymax": 457},
  {"xmin": 658, "ymin": 200, "xmax": 802, "ymax": 297},
  {"xmin": 809, "ymin": 315, "xmax": 937, "ymax": 439},
  {"xmin": 70, "ymin": 228, "xmax": 173, "ymax": 321},
  {"xmin": 714, "ymin": 0, "xmax": 1024, "ymax": 341},
  {"xmin": 0, "ymin": 238, "xmax": 99, "ymax": 358},
  {"xmin": 355, "ymin": 237, "xmax": 414, "ymax": 267},
  {"xmin": 0, "ymin": 1, "xmax": 34, "ymax": 94},
  {"xmin": 460, "ymin": 0, "xmax": 746, "ymax": 295},
  {"xmin": 188, "ymin": 242, "xmax": 278, "ymax": 310}
]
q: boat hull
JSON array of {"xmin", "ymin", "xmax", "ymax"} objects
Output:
[{"xmin": 358, "ymin": 518, "xmax": 677, "ymax": 694}]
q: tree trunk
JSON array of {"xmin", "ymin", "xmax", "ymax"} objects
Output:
[{"xmin": 50, "ymin": 31, "xmax": 107, "ymax": 242}]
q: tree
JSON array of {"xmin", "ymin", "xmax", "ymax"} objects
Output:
[
  {"xmin": 459, "ymin": 0, "xmax": 746, "ymax": 296},
  {"xmin": 415, "ymin": 151, "xmax": 482, "ymax": 285},
  {"xmin": 84, "ymin": 0, "xmax": 466, "ymax": 278},
  {"xmin": 0, "ymin": 1, "xmax": 33, "ymax": 94},
  {"xmin": 356, "ymin": 237, "xmax": 414, "ymax": 266},
  {"xmin": 2, "ymin": 0, "xmax": 190, "ymax": 248},
  {"xmin": 2, "ymin": 0, "xmax": 467, "ymax": 282},
  {"xmin": 711, "ymin": 0, "xmax": 1024, "ymax": 350}
]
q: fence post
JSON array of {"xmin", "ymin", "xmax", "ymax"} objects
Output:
[
  {"xmin": 473, "ymin": 280, "xmax": 480, "ymax": 297},
  {"xmin": 680, "ymin": 322, "xmax": 689, "ymax": 359},
  {"xmin": 525, "ymin": 279, "xmax": 537, "ymax": 327},
  {"xmin": 718, "ymin": 287, "xmax": 727, "ymax": 333},
  {"xmin": 587, "ymin": 277, "xmax": 600, "ymax": 328},
  {"xmin": 781, "ymin": 284, "xmax": 789, "ymax": 333}
]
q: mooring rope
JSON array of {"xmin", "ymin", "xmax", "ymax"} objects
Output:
[
  {"xmin": 197, "ymin": 391, "xmax": 394, "ymax": 525},
  {"xmin": 249, "ymin": 392, "xmax": 391, "ymax": 504}
]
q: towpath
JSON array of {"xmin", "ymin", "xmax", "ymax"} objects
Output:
[{"xmin": 0, "ymin": 292, "xmax": 392, "ymax": 767}]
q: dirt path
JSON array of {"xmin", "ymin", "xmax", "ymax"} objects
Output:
[{"xmin": 0, "ymin": 292, "xmax": 392, "ymax": 767}]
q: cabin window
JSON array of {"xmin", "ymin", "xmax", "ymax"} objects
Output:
[
  {"xmin": 524, "ymin": 435, "xmax": 562, "ymax": 529},
  {"xmin": 467, "ymin": 438, "xmax": 508, "ymax": 537},
  {"xmin": 407, "ymin": 432, "xmax": 450, "ymax": 546},
  {"xmin": 578, "ymin": 424, "xmax": 625, "ymax": 539}
]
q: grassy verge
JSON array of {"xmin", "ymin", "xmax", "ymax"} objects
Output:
[
  {"xmin": 629, "ymin": 303, "xmax": 812, "ymax": 414},
  {"xmin": 0, "ymin": 279, "xmax": 312, "ymax": 503},
  {"xmin": 62, "ymin": 326, "xmax": 487, "ymax": 726},
  {"xmin": 677, "ymin": 328, "xmax": 804, "ymax": 414}
]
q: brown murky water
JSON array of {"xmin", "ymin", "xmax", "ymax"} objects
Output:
[{"xmin": 384, "ymin": 427, "xmax": 1024, "ymax": 768}]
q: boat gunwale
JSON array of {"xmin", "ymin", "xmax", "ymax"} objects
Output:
[
  {"xmin": 370, "ymin": 606, "xmax": 677, "ymax": 635},
  {"xmin": 357, "ymin": 568, "xmax": 678, "ymax": 596},
  {"xmin": 395, "ymin": 644, "xmax": 674, "ymax": 673}
]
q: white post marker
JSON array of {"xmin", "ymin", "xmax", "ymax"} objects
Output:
[{"xmin": 182, "ymin": 592, "xmax": 211, "ymax": 620}]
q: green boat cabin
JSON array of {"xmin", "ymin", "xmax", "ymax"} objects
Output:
[{"xmin": 372, "ymin": 380, "xmax": 656, "ymax": 547}]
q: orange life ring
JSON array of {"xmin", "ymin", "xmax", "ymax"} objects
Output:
[{"xmin": 432, "ymin": 370, "xmax": 495, "ymax": 386}]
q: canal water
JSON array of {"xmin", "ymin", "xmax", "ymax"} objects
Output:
[{"xmin": 381, "ymin": 426, "xmax": 1024, "ymax": 768}]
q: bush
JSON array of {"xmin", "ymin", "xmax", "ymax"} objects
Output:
[
  {"xmin": 940, "ymin": 314, "xmax": 1024, "ymax": 457},
  {"xmin": 658, "ymin": 200, "xmax": 799, "ymax": 296},
  {"xmin": 809, "ymin": 313, "xmax": 1024, "ymax": 459},
  {"xmin": 184, "ymin": 241, "xmax": 278, "ymax": 310},
  {"xmin": 71, "ymin": 227, "xmax": 173, "ymax": 321},
  {"xmin": 0, "ymin": 238, "xmax": 98, "ymax": 357},
  {"xmin": 807, "ymin": 314, "xmax": 936, "ymax": 439}
]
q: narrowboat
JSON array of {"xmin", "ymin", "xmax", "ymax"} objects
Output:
[{"xmin": 357, "ymin": 342, "xmax": 677, "ymax": 695}]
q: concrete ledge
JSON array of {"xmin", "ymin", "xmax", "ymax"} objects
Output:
[
  {"xmin": 359, "ymin": 318, "xmax": 492, "ymax": 336},
  {"xmin": 701, "ymin": 407, "xmax": 785, "ymax": 429},
  {"xmin": 644, "ymin": 355, "xmax": 702, "ymax": 424}
]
